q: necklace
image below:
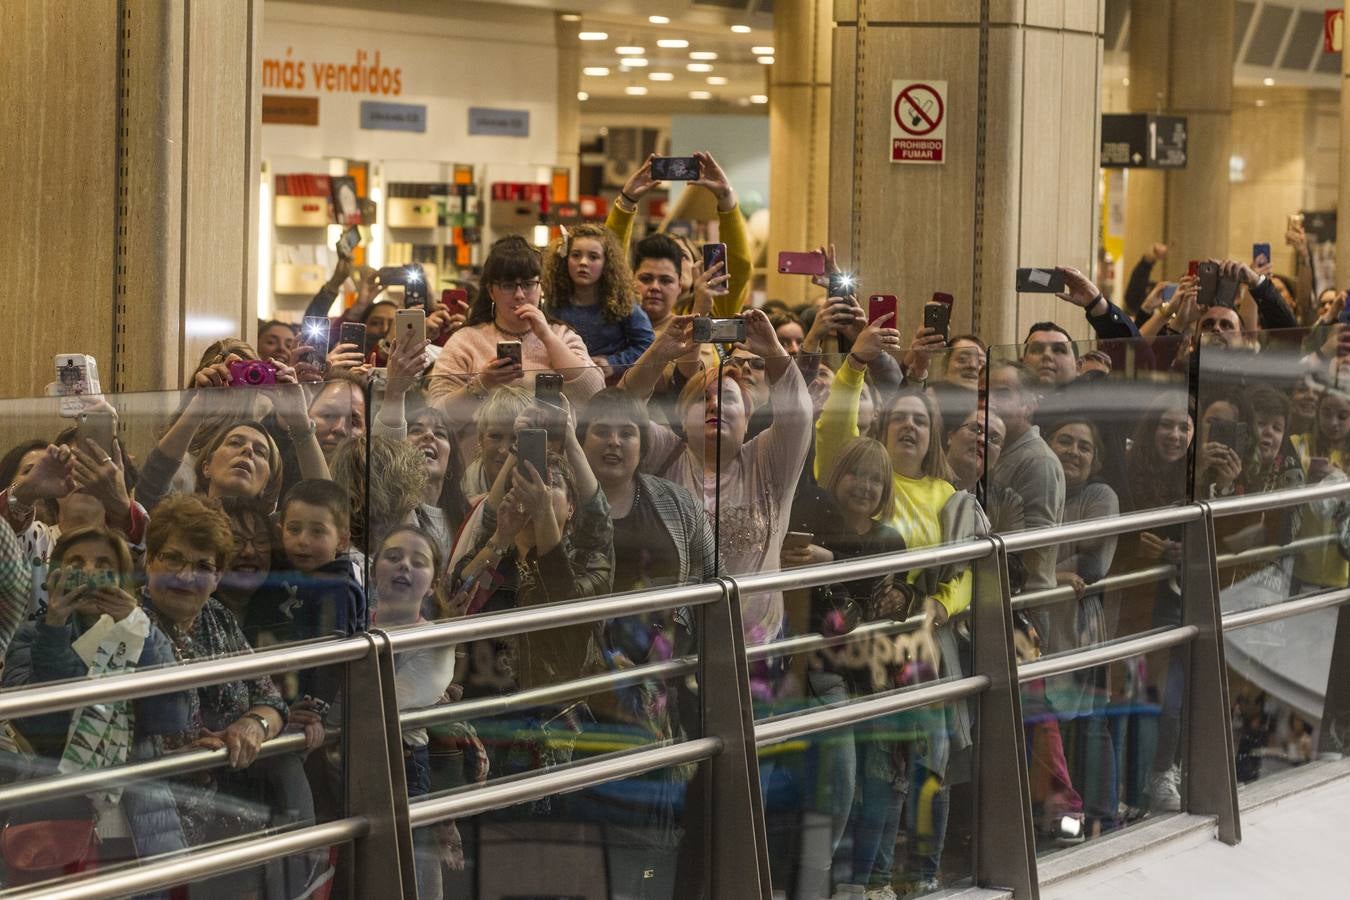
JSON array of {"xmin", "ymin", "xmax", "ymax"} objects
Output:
[{"xmin": 493, "ymin": 320, "xmax": 530, "ymax": 338}]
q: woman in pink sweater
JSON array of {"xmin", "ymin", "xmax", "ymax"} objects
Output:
[{"xmin": 427, "ymin": 236, "xmax": 603, "ymax": 430}]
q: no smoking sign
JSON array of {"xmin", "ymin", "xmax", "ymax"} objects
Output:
[{"xmin": 891, "ymin": 79, "xmax": 947, "ymax": 164}]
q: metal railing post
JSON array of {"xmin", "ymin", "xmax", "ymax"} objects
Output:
[
  {"xmin": 973, "ymin": 537, "xmax": 1038, "ymax": 898},
  {"xmin": 1318, "ymin": 604, "xmax": 1350, "ymax": 757},
  {"xmin": 342, "ymin": 630, "xmax": 416, "ymax": 897},
  {"xmin": 1183, "ymin": 504, "xmax": 1241, "ymax": 844},
  {"xmin": 700, "ymin": 577, "xmax": 770, "ymax": 899}
]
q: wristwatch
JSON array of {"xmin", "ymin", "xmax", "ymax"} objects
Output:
[{"xmin": 242, "ymin": 712, "xmax": 271, "ymax": 737}]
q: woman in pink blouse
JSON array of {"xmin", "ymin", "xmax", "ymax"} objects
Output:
[{"xmin": 426, "ymin": 236, "xmax": 603, "ymax": 429}]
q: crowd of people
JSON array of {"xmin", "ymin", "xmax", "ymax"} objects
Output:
[{"xmin": 0, "ymin": 152, "xmax": 1345, "ymax": 900}]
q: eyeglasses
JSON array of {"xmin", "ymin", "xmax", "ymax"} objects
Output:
[
  {"xmin": 960, "ymin": 422, "xmax": 1004, "ymax": 446},
  {"xmin": 154, "ymin": 550, "xmax": 220, "ymax": 579},
  {"xmin": 495, "ymin": 279, "xmax": 542, "ymax": 294},
  {"xmin": 729, "ymin": 356, "xmax": 766, "ymax": 371}
]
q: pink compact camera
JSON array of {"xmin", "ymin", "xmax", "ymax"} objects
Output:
[{"xmin": 227, "ymin": 360, "xmax": 278, "ymax": 387}]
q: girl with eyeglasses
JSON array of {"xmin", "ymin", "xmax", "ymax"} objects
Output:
[{"xmin": 427, "ymin": 236, "xmax": 603, "ymax": 424}]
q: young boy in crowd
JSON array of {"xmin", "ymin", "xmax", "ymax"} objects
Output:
[{"xmin": 275, "ymin": 479, "xmax": 368, "ymax": 644}]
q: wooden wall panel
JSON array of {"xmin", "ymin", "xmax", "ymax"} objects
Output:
[{"xmin": 0, "ymin": 0, "xmax": 118, "ymax": 400}]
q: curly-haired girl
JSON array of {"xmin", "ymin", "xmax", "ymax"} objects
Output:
[{"xmin": 543, "ymin": 223, "xmax": 654, "ymax": 370}]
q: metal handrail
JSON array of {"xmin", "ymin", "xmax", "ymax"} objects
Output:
[
  {"xmin": 732, "ymin": 540, "xmax": 991, "ymax": 596},
  {"xmin": 755, "ymin": 675, "xmax": 990, "ymax": 746},
  {"xmin": 999, "ymin": 505, "xmax": 1201, "ymax": 554},
  {"xmin": 747, "ymin": 612, "xmax": 926, "ymax": 662},
  {"xmin": 0, "ymin": 637, "xmax": 368, "ymax": 721},
  {"xmin": 0, "ymin": 731, "xmax": 323, "ymax": 813},
  {"xmin": 399, "ymin": 656, "xmax": 698, "ymax": 731},
  {"xmin": 1012, "ymin": 564, "xmax": 1175, "ymax": 612},
  {"xmin": 1221, "ymin": 588, "xmax": 1350, "ymax": 631},
  {"xmin": 10, "ymin": 817, "xmax": 366, "ymax": 900},
  {"xmin": 385, "ymin": 581, "xmax": 724, "ymax": 653},
  {"xmin": 407, "ymin": 737, "xmax": 722, "ymax": 827},
  {"xmin": 1208, "ymin": 478, "xmax": 1350, "ymax": 518},
  {"xmin": 1018, "ymin": 626, "xmax": 1198, "ymax": 683}
]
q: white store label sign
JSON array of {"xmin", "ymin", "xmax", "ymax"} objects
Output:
[{"xmin": 891, "ymin": 79, "xmax": 947, "ymax": 164}]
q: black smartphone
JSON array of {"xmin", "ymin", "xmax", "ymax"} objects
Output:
[
  {"xmin": 301, "ymin": 316, "xmax": 331, "ymax": 351},
  {"xmin": 692, "ymin": 317, "xmax": 746, "ymax": 343},
  {"xmin": 337, "ymin": 226, "xmax": 361, "ymax": 257},
  {"xmin": 516, "ymin": 427, "xmax": 549, "ymax": 480},
  {"xmin": 535, "ymin": 372, "xmax": 563, "ymax": 405},
  {"xmin": 827, "ymin": 272, "xmax": 854, "ymax": 298},
  {"xmin": 1208, "ymin": 419, "xmax": 1247, "ymax": 454},
  {"xmin": 650, "ymin": 156, "xmax": 700, "ymax": 181},
  {"xmin": 924, "ymin": 301, "xmax": 952, "ymax": 338},
  {"xmin": 1213, "ymin": 276, "xmax": 1240, "ymax": 310},
  {"xmin": 1253, "ymin": 242, "xmax": 1271, "ymax": 268},
  {"xmin": 496, "ymin": 341, "xmax": 523, "ymax": 367},
  {"xmin": 339, "ymin": 322, "xmax": 367, "ymax": 351},
  {"xmin": 1195, "ymin": 261, "xmax": 1220, "ymax": 307},
  {"xmin": 403, "ymin": 264, "xmax": 428, "ymax": 310},
  {"xmin": 702, "ymin": 243, "xmax": 728, "ymax": 294},
  {"xmin": 1015, "ymin": 268, "xmax": 1066, "ymax": 293}
]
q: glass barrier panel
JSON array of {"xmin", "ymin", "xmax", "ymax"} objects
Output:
[
  {"xmin": 420, "ymin": 759, "xmax": 709, "ymax": 899},
  {"xmin": 1225, "ymin": 606, "xmax": 1350, "ymax": 788},
  {"xmin": 1018, "ymin": 641, "xmax": 1190, "ymax": 857}
]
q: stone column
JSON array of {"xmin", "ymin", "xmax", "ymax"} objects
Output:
[
  {"xmin": 768, "ymin": 0, "xmax": 833, "ymax": 307},
  {"xmin": 556, "ymin": 14, "xmax": 581, "ymax": 194},
  {"xmin": 830, "ymin": 1, "xmax": 1105, "ymax": 345}
]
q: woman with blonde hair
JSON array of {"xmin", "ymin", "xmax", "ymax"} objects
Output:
[{"xmin": 544, "ymin": 223, "xmax": 654, "ymax": 370}]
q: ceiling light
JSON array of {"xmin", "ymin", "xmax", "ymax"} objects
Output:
[
  {"xmin": 657, "ymin": 39, "xmax": 689, "ymax": 48},
  {"xmin": 649, "ymin": 72, "xmax": 674, "ymax": 81},
  {"xmin": 1263, "ymin": 77, "xmax": 1275, "ymax": 86},
  {"xmin": 583, "ymin": 66, "xmax": 610, "ymax": 76},
  {"xmin": 616, "ymin": 46, "xmax": 645, "ymax": 55},
  {"xmin": 649, "ymin": 15, "xmax": 669, "ymax": 24},
  {"xmin": 561, "ymin": 14, "xmax": 581, "ymax": 22},
  {"xmin": 620, "ymin": 57, "xmax": 648, "ymax": 67},
  {"xmin": 577, "ymin": 91, "xmax": 589, "ymax": 100},
  {"xmin": 757, "ymin": 56, "xmax": 774, "ymax": 65},
  {"xmin": 578, "ymin": 31, "xmax": 608, "ymax": 41},
  {"xmin": 707, "ymin": 75, "xmax": 728, "ymax": 85},
  {"xmin": 750, "ymin": 94, "xmax": 768, "ymax": 104},
  {"xmin": 689, "ymin": 90, "xmax": 712, "ymax": 100},
  {"xmin": 731, "ymin": 25, "xmax": 751, "ymax": 34},
  {"xmin": 751, "ymin": 46, "xmax": 775, "ymax": 55},
  {"xmin": 687, "ymin": 63, "xmax": 713, "ymax": 73},
  {"xmin": 690, "ymin": 51, "xmax": 718, "ymax": 60},
  {"xmin": 625, "ymin": 86, "xmax": 649, "ymax": 96}
]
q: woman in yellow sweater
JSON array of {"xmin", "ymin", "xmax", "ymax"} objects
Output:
[{"xmin": 606, "ymin": 152, "xmax": 752, "ymax": 323}]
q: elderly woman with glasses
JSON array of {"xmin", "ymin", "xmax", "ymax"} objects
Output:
[{"xmin": 427, "ymin": 235, "xmax": 604, "ymax": 427}]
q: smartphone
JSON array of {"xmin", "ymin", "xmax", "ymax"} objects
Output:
[
  {"xmin": 339, "ymin": 322, "xmax": 367, "ymax": 351},
  {"xmin": 395, "ymin": 308, "xmax": 426, "ymax": 347},
  {"xmin": 1207, "ymin": 420, "xmax": 1248, "ymax": 454},
  {"xmin": 301, "ymin": 316, "xmax": 331, "ymax": 351},
  {"xmin": 924, "ymin": 295, "xmax": 952, "ymax": 337},
  {"xmin": 1338, "ymin": 304, "xmax": 1350, "ymax": 327},
  {"xmin": 403, "ymin": 265, "xmax": 428, "ymax": 310},
  {"xmin": 1195, "ymin": 261, "xmax": 1220, "ymax": 307},
  {"xmin": 1015, "ymin": 268, "xmax": 1066, "ymax": 293},
  {"xmin": 337, "ymin": 226, "xmax": 361, "ymax": 257},
  {"xmin": 1187, "ymin": 259, "xmax": 1200, "ymax": 278},
  {"xmin": 496, "ymin": 340, "xmax": 523, "ymax": 367},
  {"xmin": 535, "ymin": 372, "xmax": 563, "ymax": 406},
  {"xmin": 868, "ymin": 294, "xmax": 898, "ymax": 326},
  {"xmin": 650, "ymin": 156, "xmax": 700, "ymax": 181},
  {"xmin": 1288, "ymin": 213, "xmax": 1304, "ymax": 231},
  {"xmin": 827, "ymin": 272, "xmax": 854, "ymax": 298},
  {"xmin": 1213, "ymin": 275, "xmax": 1240, "ymax": 310},
  {"xmin": 77, "ymin": 411, "xmax": 116, "ymax": 456},
  {"xmin": 55, "ymin": 354, "xmax": 102, "ymax": 418},
  {"xmin": 702, "ymin": 243, "xmax": 728, "ymax": 294},
  {"xmin": 516, "ymin": 427, "xmax": 549, "ymax": 480},
  {"xmin": 692, "ymin": 317, "xmax": 746, "ymax": 343},
  {"xmin": 777, "ymin": 251, "xmax": 827, "ymax": 276},
  {"xmin": 1253, "ymin": 242, "xmax": 1271, "ymax": 268},
  {"xmin": 783, "ymin": 531, "xmax": 814, "ymax": 550},
  {"xmin": 1161, "ymin": 283, "xmax": 1179, "ymax": 302},
  {"xmin": 441, "ymin": 288, "xmax": 469, "ymax": 316}
]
